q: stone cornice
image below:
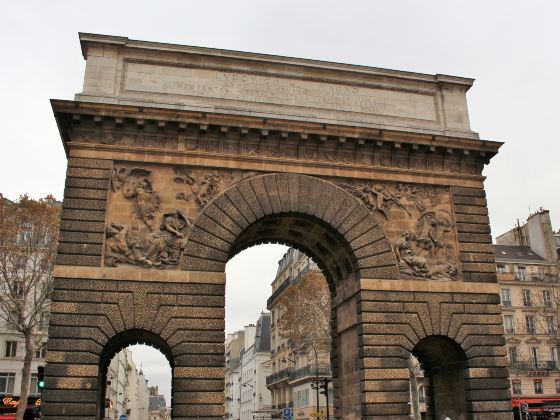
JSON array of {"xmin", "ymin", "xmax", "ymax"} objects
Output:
[
  {"xmin": 51, "ymin": 99, "xmax": 502, "ymax": 159},
  {"xmin": 78, "ymin": 32, "xmax": 475, "ymax": 89}
]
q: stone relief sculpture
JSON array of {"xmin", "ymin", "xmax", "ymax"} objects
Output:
[
  {"xmin": 105, "ymin": 210, "xmax": 192, "ymax": 268},
  {"xmin": 342, "ymin": 183, "xmax": 410, "ymax": 219},
  {"xmin": 112, "ymin": 168, "xmax": 161, "ymax": 229},
  {"xmin": 106, "ymin": 165, "xmax": 260, "ymax": 269},
  {"xmin": 174, "ymin": 168, "xmax": 223, "ymax": 207},
  {"xmin": 341, "ymin": 181, "xmax": 459, "ymax": 280}
]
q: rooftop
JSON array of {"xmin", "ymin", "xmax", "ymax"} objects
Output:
[{"xmin": 493, "ymin": 245, "xmax": 546, "ymax": 263}]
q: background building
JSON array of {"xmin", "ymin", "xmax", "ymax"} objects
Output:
[
  {"xmin": 225, "ymin": 330, "xmax": 245, "ymax": 420},
  {"xmin": 240, "ymin": 314, "xmax": 273, "ymax": 420},
  {"xmin": 495, "ymin": 209, "xmax": 560, "ymax": 417},
  {"xmin": 266, "ymin": 248, "xmax": 333, "ymax": 419},
  {"xmin": 148, "ymin": 385, "xmax": 170, "ymax": 419},
  {"xmin": 105, "ymin": 349, "xmax": 150, "ymax": 420}
]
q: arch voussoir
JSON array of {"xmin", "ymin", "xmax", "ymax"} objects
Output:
[{"xmin": 248, "ymin": 176, "xmax": 273, "ymax": 214}]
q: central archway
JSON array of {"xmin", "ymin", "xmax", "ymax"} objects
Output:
[{"xmin": 183, "ymin": 173, "xmax": 399, "ymax": 415}]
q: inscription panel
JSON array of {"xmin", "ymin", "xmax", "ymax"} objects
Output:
[{"xmin": 123, "ymin": 61, "xmax": 438, "ymax": 123}]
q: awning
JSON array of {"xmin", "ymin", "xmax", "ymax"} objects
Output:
[{"xmin": 513, "ymin": 398, "xmax": 560, "ymax": 408}]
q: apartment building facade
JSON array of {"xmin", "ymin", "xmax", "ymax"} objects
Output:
[
  {"xmin": 496, "ymin": 209, "xmax": 560, "ymax": 417},
  {"xmin": 266, "ymin": 248, "xmax": 333, "ymax": 419}
]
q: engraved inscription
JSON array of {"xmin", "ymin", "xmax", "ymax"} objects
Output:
[{"xmin": 123, "ymin": 62, "xmax": 438, "ymax": 121}]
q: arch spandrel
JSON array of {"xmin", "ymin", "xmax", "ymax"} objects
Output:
[{"xmin": 181, "ymin": 173, "xmax": 399, "ymax": 283}]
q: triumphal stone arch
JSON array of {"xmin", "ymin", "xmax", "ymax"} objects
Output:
[{"xmin": 45, "ymin": 33, "xmax": 511, "ymax": 419}]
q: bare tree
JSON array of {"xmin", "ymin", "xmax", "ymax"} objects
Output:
[
  {"xmin": 533, "ymin": 274, "xmax": 560, "ymax": 361},
  {"xmin": 0, "ymin": 194, "xmax": 60, "ymax": 420},
  {"xmin": 276, "ymin": 269, "xmax": 331, "ymax": 358}
]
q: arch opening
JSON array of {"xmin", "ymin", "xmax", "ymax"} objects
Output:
[
  {"xmin": 225, "ymin": 244, "xmax": 334, "ymax": 419},
  {"xmin": 98, "ymin": 329, "xmax": 173, "ymax": 420},
  {"xmin": 412, "ymin": 335, "xmax": 468, "ymax": 420},
  {"xmin": 228, "ymin": 212, "xmax": 360, "ymax": 291}
]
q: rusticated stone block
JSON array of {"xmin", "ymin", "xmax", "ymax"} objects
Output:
[
  {"xmin": 63, "ymin": 198, "xmax": 106, "ymax": 211},
  {"xmin": 455, "ymin": 213, "xmax": 490, "ymax": 225},
  {"xmin": 173, "ymin": 378, "xmax": 224, "ymax": 392},
  {"xmin": 358, "ymin": 251, "xmax": 398, "ymax": 269},
  {"xmin": 66, "ymin": 167, "xmax": 110, "ymax": 180},
  {"xmin": 237, "ymin": 181, "xmax": 265, "ymax": 219},
  {"xmin": 57, "ymin": 243, "xmax": 103, "ymax": 255},
  {"xmin": 360, "ymin": 266, "xmax": 399, "ymax": 279},
  {"xmin": 463, "ymin": 273, "xmax": 498, "ymax": 283},
  {"xmin": 362, "ymin": 379, "xmax": 410, "ymax": 392},
  {"xmin": 172, "ymin": 404, "xmax": 224, "ymax": 417},
  {"xmin": 459, "ymin": 242, "xmax": 494, "ymax": 253},
  {"xmin": 174, "ymin": 366, "xmax": 225, "ymax": 379},
  {"xmin": 460, "ymin": 252, "xmax": 495, "ymax": 263},
  {"xmin": 173, "ymin": 391, "xmax": 224, "ymax": 404},
  {"xmin": 56, "ymin": 254, "xmax": 101, "ymax": 266},
  {"xmin": 61, "ymin": 208, "xmax": 106, "ymax": 222},
  {"xmin": 60, "ymin": 220, "xmax": 104, "ymax": 233},
  {"xmin": 451, "ymin": 187, "xmax": 486, "ymax": 198},
  {"xmin": 42, "ymin": 402, "xmax": 97, "ymax": 416},
  {"xmin": 41, "ymin": 389, "xmax": 97, "ymax": 402},
  {"xmin": 181, "ymin": 256, "xmax": 224, "ymax": 272},
  {"xmin": 47, "ymin": 364, "xmax": 98, "ymax": 377},
  {"xmin": 362, "ymin": 402, "xmax": 410, "ymax": 416},
  {"xmin": 59, "ymin": 231, "xmax": 104, "ymax": 244},
  {"xmin": 454, "ymin": 205, "xmax": 489, "ymax": 215},
  {"xmin": 453, "ymin": 196, "xmax": 487, "ymax": 206},
  {"xmin": 65, "ymin": 177, "xmax": 110, "ymax": 189},
  {"xmin": 458, "ymin": 233, "xmax": 492, "ymax": 244},
  {"xmin": 68, "ymin": 157, "xmax": 112, "ymax": 169},
  {"xmin": 63, "ymin": 187, "xmax": 107, "ymax": 200},
  {"xmin": 457, "ymin": 223, "xmax": 491, "ymax": 234}
]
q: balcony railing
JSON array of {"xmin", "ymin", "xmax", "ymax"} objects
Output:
[
  {"xmin": 266, "ymin": 368, "xmax": 293, "ymax": 386},
  {"xmin": 505, "ymin": 328, "xmax": 515, "ymax": 334},
  {"xmin": 289, "ymin": 364, "xmax": 332, "ymax": 382},
  {"xmin": 502, "ymin": 300, "xmax": 512, "ymax": 307},
  {"xmin": 510, "ymin": 361, "xmax": 559, "ymax": 371}
]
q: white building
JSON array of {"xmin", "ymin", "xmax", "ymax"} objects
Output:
[
  {"xmin": 0, "ymin": 325, "xmax": 46, "ymax": 406},
  {"xmin": 105, "ymin": 349, "xmax": 150, "ymax": 420},
  {"xmin": 240, "ymin": 314, "xmax": 273, "ymax": 420},
  {"xmin": 225, "ymin": 330, "xmax": 245, "ymax": 419}
]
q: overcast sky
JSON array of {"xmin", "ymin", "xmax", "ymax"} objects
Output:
[{"xmin": 2, "ymin": 0, "xmax": 559, "ymax": 406}]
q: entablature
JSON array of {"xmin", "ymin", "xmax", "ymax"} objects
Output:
[{"xmin": 52, "ymin": 99, "xmax": 500, "ymax": 188}]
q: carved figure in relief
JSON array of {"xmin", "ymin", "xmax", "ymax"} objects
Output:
[
  {"xmin": 104, "ymin": 210, "xmax": 192, "ymax": 268},
  {"xmin": 175, "ymin": 169, "xmax": 223, "ymax": 207},
  {"xmin": 343, "ymin": 183, "xmax": 410, "ymax": 220},
  {"xmin": 112, "ymin": 168, "xmax": 161, "ymax": 229},
  {"xmin": 415, "ymin": 211, "xmax": 453, "ymax": 260},
  {"xmin": 145, "ymin": 210, "xmax": 192, "ymax": 265}
]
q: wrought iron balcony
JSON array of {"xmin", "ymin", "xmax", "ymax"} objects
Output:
[
  {"xmin": 289, "ymin": 364, "xmax": 332, "ymax": 382},
  {"xmin": 266, "ymin": 368, "xmax": 293, "ymax": 386},
  {"xmin": 510, "ymin": 361, "xmax": 559, "ymax": 371}
]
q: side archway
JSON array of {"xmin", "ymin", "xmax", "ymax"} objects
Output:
[{"xmin": 97, "ymin": 329, "xmax": 173, "ymax": 420}]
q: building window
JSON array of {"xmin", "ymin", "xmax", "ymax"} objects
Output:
[
  {"xmin": 35, "ymin": 347, "xmax": 46, "ymax": 359},
  {"xmin": 534, "ymin": 379, "xmax": 543, "ymax": 394},
  {"xmin": 501, "ymin": 289, "xmax": 511, "ymax": 306},
  {"xmin": 29, "ymin": 374, "xmax": 39, "ymax": 396},
  {"xmin": 508, "ymin": 347, "xmax": 518, "ymax": 365},
  {"xmin": 8, "ymin": 310, "xmax": 19, "ymax": 330},
  {"xmin": 556, "ymin": 379, "xmax": 560, "ymax": 393},
  {"xmin": 526, "ymin": 316, "xmax": 536, "ymax": 334},
  {"xmin": 512, "ymin": 380, "xmax": 522, "ymax": 395},
  {"xmin": 543, "ymin": 290, "xmax": 552, "ymax": 307},
  {"xmin": 504, "ymin": 315, "xmax": 515, "ymax": 334},
  {"xmin": 5, "ymin": 341, "xmax": 17, "ymax": 358},
  {"xmin": 0, "ymin": 373, "xmax": 15, "ymax": 394},
  {"xmin": 547, "ymin": 316, "xmax": 557, "ymax": 335},
  {"xmin": 496, "ymin": 265, "xmax": 506, "ymax": 273},
  {"xmin": 530, "ymin": 347, "xmax": 540, "ymax": 368},
  {"xmin": 522, "ymin": 289, "xmax": 532, "ymax": 306},
  {"xmin": 551, "ymin": 347, "xmax": 559, "ymax": 368},
  {"xmin": 517, "ymin": 266, "xmax": 527, "ymax": 281}
]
